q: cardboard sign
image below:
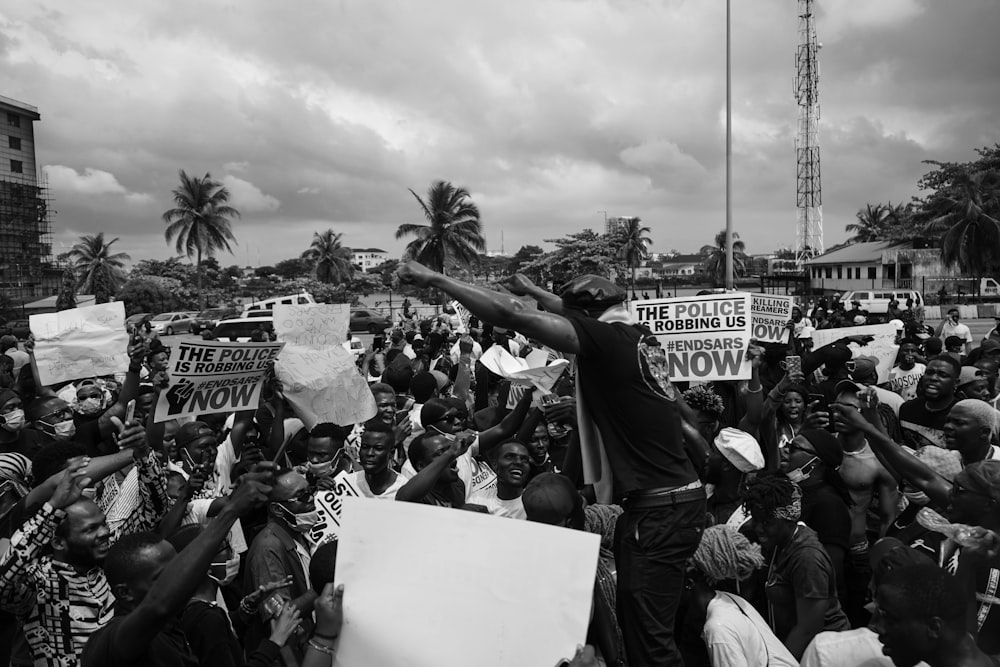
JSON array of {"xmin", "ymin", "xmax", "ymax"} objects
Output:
[
  {"xmin": 273, "ymin": 304, "xmax": 377, "ymax": 430},
  {"xmin": 153, "ymin": 340, "xmax": 283, "ymax": 422},
  {"xmin": 333, "ymin": 498, "xmax": 599, "ymax": 667},
  {"xmin": 751, "ymin": 294, "xmax": 794, "ymax": 344},
  {"xmin": 30, "ymin": 302, "xmax": 129, "ymax": 385},
  {"xmin": 630, "ymin": 293, "xmax": 753, "ymax": 381},
  {"xmin": 449, "ymin": 300, "xmax": 471, "ymax": 333},
  {"xmin": 812, "ymin": 323, "xmax": 899, "ymax": 384},
  {"xmin": 308, "ymin": 471, "xmax": 361, "ymax": 545}
]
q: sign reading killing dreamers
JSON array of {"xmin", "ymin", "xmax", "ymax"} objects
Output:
[
  {"xmin": 153, "ymin": 339, "xmax": 284, "ymax": 422},
  {"xmin": 750, "ymin": 294, "xmax": 794, "ymax": 344},
  {"xmin": 630, "ymin": 293, "xmax": 752, "ymax": 382}
]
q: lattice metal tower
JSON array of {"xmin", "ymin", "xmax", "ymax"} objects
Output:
[{"xmin": 794, "ymin": 0, "xmax": 823, "ymax": 262}]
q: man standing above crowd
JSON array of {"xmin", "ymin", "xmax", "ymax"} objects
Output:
[
  {"xmin": 936, "ymin": 308, "xmax": 973, "ymax": 356},
  {"xmin": 398, "ymin": 261, "xmax": 704, "ymax": 666}
]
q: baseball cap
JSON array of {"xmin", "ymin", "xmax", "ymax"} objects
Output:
[
  {"xmin": 945, "ymin": 335, "xmax": 964, "ymax": 348},
  {"xmin": 175, "ymin": 421, "xmax": 215, "ymax": 449},
  {"xmin": 559, "ymin": 275, "xmax": 626, "ymax": 313},
  {"xmin": 958, "ymin": 366, "xmax": 984, "ymax": 387}
]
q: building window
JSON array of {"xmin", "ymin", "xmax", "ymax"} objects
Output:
[
  {"xmin": 825, "ymin": 267, "xmax": 832, "ymax": 279},
  {"xmin": 868, "ymin": 267, "xmax": 877, "ymax": 280},
  {"xmin": 8, "ymin": 136, "xmax": 20, "ymax": 150},
  {"xmin": 9, "ymin": 160, "xmax": 22, "ymax": 173},
  {"xmin": 6, "ymin": 113, "xmax": 19, "ymax": 128},
  {"xmin": 837, "ymin": 266, "xmax": 842, "ymax": 279}
]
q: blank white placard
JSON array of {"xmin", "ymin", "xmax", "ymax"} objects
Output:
[{"xmin": 333, "ymin": 497, "xmax": 600, "ymax": 667}]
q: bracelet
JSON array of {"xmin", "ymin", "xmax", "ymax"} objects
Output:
[
  {"xmin": 308, "ymin": 639, "xmax": 337, "ymax": 655},
  {"xmin": 745, "ymin": 386, "xmax": 762, "ymax": 394},
  {"xmin": 239, "ymin": 597, "xmax": 258, "ymax": 615}
]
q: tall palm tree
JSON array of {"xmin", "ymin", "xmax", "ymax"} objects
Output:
[
  {"xmin": 67, "ymin": 233, "xmax": 130, "ymax": 304},
  {"xmin": 396, "ymin": 180, "xmax": 485, "ymax": 275},
  {"xmin": 301, "ymin": 230, "xmax": 355, "ymax": 284},
  {"xmin": 162, "ymin": 170, "xmax": 240, "ymax": 309},
  {"xmin": 700, "ymin": 229, "xmax": 748, "ymax": 287},
  {"xmin": 925, "ymin": 169, "xmax": 1000, "ymax": 291},
  {"xmin": 617, "ymin": 218, "xmax": 652, "ymax": 296},
  {"xmin": 844, "ymin": 203, "xmax": 891, "ymax": 243}
]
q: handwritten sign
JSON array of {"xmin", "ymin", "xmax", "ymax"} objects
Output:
[
  {"xmin": 630, "ymin": 293, "xmax": 752, "ymax": 381},
  {"xmin": 479, "ymin": 345, "xmax": 570, "ymax": 408},
  {"xmin": 273, "ymin": 304, "xmax": 377, "ymax": 429},
  {"xmin": 751, "ymin": 294, "xmax": 794, "ymax": 344},
  {"xmin": 153, "ymin": 340, "xmax": 283, "ymax": 422},
  {"xmin": 308, "ymin": 471, "xmax": 362, "ymax": 545},
  {"xmin": 30, "ymin": 302, "xmax": 129, "ymax": 385},
  {"xmin": 449, "ymin": 300, "xmax": 471, "ymax": 333},
  {"xmin": 812, "ymin": 323, "xmax": 899, "ymax": 384}
]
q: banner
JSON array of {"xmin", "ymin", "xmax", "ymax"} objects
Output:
[
  {"xmin": 751, "ymin": 294, "xmax": 794, "ymax": 344},
  {"xmin": 30, "ymin": 302, "xmax": 129, "ymax": 385},
  {"xmin": 333, "ymin": 498, "xmax": 599, "ymax": 667},
  {"xmin": 812, "ymin": 323, "xmax": 899, "ymax": 384},
  {"xmin": 273, "ymin": 304, "xmax": 377, "ymax": 429},
  {"xmin": 308, "ymin": 471, "xmax": 361, "ymax": 546},
  {"xmin": 153, "ymin": 339, "xmax": 283, "ymax": 422},
  {"xmin": 630, "ymin": 293, "xmax": 752, "ymax": 381}
]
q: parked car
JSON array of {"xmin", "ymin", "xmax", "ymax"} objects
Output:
[
  {"xmin": 212, "ymin": 317, "xmax": 275, "ymax": 342},
  {"xmin": 149, "ymin": 311, "xmax": 197, "ymax": 335},
  {"xmin": 343, "ymin": 336, "xmax": 365, "ymax": 359},
  {"xmin": 190, "ymin": 308, "xmax": 241, "ymax": 335},
  {"xmin": 125, "ymin": 313, "xmax": 152, "ymax": 333},
  {"xmin": 349, "ymin": 308, "xmax": 391, "ymax": 333},
  {"xmin": 1, "ymin": 320, "xmax": 31, "ymax": 340}
]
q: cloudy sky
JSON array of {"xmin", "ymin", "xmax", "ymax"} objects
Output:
[{"xmin": 2, "ymin": 0, "xmax": 998, "ymax": 267}]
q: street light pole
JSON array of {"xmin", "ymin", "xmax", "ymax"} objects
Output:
[{"xmin": 722, "ymin": 0, "xmax": 736, "ymax": 293}]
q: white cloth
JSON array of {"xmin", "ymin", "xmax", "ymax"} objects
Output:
[
  {"xmin": 801, "ymin": 626, "xmax": 928, "ymax": 667},
  {"xmin": 449, "ymin": 340, "xmax": 483, "ymax": 365},
  {"xmin": 872, "ymin": 385, "xmax": 903, "ymax": 417},
  {"xmin": 941, "ymin": 321, "xmax": 973, "ymax": 344},
  {"xmin": 467, "ymin": 486, "xmax": 526, "ymax": 520},
  {"xmin": 349, "ymin": 470, "xmax": 407, "ymax": 500},
  {"xmin": 888, "ymin": 364, "xmax": 925, "ymax": 402},
  {"xmin": 702, "ymin": 592, "xmax": 797, "ymax": 667},
  {"xmin": 4, "ymin": 349, "xmax": 29, "ymax": 376}
]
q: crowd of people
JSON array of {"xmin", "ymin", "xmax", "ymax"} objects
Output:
[{"xmin": 0, "ymin": 264, "xmax": 999, "ymax": 667}]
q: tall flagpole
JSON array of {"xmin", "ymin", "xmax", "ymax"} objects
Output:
[{"xmin": 725, "ymin": 0, "xmax": 734, "ymax": 290}]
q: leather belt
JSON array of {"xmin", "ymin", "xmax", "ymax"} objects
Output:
[{"xmin": 622, "ymin": 482, "xmax": 706, "ymax": 510}]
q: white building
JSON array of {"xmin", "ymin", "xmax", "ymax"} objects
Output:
[{"xmin": 350, "ymin": 248, "xmax": 389, "ymax": 272}]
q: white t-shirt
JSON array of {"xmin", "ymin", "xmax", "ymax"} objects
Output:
[
  {"xmin": 872, "ymin": 385, "xmax": 904, "ymax": 417},
  {"xmin": 399, "ymin": 439, "xmax": 497, "ymax": 499},
  {"xmin": 942, "ymin": 321, "xmax": 973, "ymax": 344},
  {"xmin": 801, "ymin": 627, "xmax": 928, "ymax": 667},
  {"xmin": 888, "ymin": 363, "xmax": 926, "ymax": 402},
  {"xmin": 449, "ymin": 340, "xmax": 483, "ymax": 365},
  {"xmin": 349, "ymin": 470, "xmax": 407, "ymax": 500},
  {"xmin": 467, "ymin": 486, "xmax": 526, "ymax": 520},
  {"xmin": 702, "ymin": 592, "xmax": 797, "ymax": 667},
  {"xmin": 4, "ymin": 349, "xmax": 29, "ymax": 376}
]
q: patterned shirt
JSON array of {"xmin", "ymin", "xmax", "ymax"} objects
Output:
[{"xmin": 0, "ymin": 453, "xmax": 167, "ymax": 667}]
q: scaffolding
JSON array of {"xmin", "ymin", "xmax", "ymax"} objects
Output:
[{"xmin": 0, "ymin": 170, "xmax": 57, "ymax": 303}]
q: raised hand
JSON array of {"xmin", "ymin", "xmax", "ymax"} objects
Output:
[
  {"xmin": 50, "ymin": 457, "xmax": 93, "ymax": 510},
  {"xmin": 313, "ymin": 583, "xmax": 345, "ymax": 639},
  {"xmin": 396, "ymin": 261, "xmax": 438, "ymax": 288},
  {"xmin": 504, "ymin": 273, "xmax": 537, "ymax": 297},
  {"xmin": 110, "ymin": 416, "xmax": 148, "ymax": 454},
  {"xmin": 165, "ymin": 378, "xmax": 196, "ymax": 415},
  {"xmin": 226, "ymin": 473, "xmax": 273, "ymax": 516}
]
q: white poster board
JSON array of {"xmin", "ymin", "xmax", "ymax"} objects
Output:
[
  {"xmin": 480, "ymin": 345, "xmax": 569, "ymax": 408},
  {"xmin": 812, "ymin": 323, "xmax": 899, "ymax": 384},
  {"xmin": 30, "ymin": 302, "xmax": 129, "ymax": 385},
  {"xmin": 333, "ymin": 498, "xmax": 599, "ymax": 667},
  {"xmin": 750, "ymin": 294, "xmax": 794, "ymax": 343},
  {"xmin": 273, "ymin": 304, "xmax": 377, "ymax": 429},
  {"xmin": 630, "ymin": 293, "xmax": 753, "ymax": 381},
  {"xmin": 153, "ymin": 340, "xmax": 284, "ymax": 422},
  {"xmin": 307, "ymin": 471, "xmax": 361, "ymax": 546}
]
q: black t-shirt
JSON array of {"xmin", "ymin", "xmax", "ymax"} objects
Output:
[
  {"xmin": 178, "ymin": 601, "xmax": 243, "ymax": 667},
  {"xmin": 899, "ymin": 397, "xmax": 957, "ymax": 449},
  {"xmin": 565, "ymin": 312, "xmax": 697, "ymax": 496},
  {"xmin": 801, "ymin": 485, "xmax": 851, "ymax": 551},
  {"xmin": 0, "ymin": 428, "xmax": 45, "ymax": 459},
  {"xmin": 81, "ymin": 614, "xmax": 197, "ymax": 667}
]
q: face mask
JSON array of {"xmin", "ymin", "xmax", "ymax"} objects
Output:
[
  {"xmin": 308, "ymin": 460, "xmax": 333, "ymax": 478},
  {"xmin": 786, "ymin": 456, "xmax": 820, "ymax": 484},
  {"xmin": 208, "ymin": 556, "xmax": 241, "ymax": 586},
  {"xmin": 75, "ymin": 398, "xmax": 103, "ymax": 416},
  {"xmin": 1, "ymin": 409, "xmax": 25, "ymax": 432},
  {"xmin": 276, "ymin": 504, "xmax": 321, "ymax": 533},
  {"xmin": 44, "ymin": 420, "xmax": 77, "ymax": 441}
]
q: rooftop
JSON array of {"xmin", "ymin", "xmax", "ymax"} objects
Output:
[
  {"xmin": 803, "ymin": 241, "xmax": 906, "ymax": 266},
  {"xmin": 0, "ymin": 94, "xmax": 40, "ymax": 120},
  {"xmin": 350, "ymin": 248, "xmax": 387, "ymax": 254}
]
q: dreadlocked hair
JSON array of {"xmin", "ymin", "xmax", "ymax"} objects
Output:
[
  {"xmin": 742, "ymin": 472, "xmax": 796, "ymax": 517},
  {"xmin": 692, "ymin": 525, "xmax": 764, "ymax": 585},
  {"xmin": 683, "ymin": 384, "xmax": 725, "ymax": 419}
]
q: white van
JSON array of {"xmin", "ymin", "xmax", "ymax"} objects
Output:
[
  {"xmin": 841, "ymin": 289, "xmax": 923, "ymax": 317},
  {"xmin": 241, "ymin": 292, "xmax": 316, "ymax": 317}
]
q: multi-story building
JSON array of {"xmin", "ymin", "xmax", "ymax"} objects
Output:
[
  {"xmin": 605, "ymin": 216, "xmax": 638, "ymax": 236},
  {"xmin": 0, "ymin": 95, "xmax": 60, "ymax": 305},
  {"xmin": 350, "ymin": 247, "xmax": 389, "ymax": 272}
]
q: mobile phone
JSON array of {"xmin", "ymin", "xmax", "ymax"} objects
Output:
[
  {"xmin": 784, "ymin": 355, "xmax": 802, "ymax": 374},
  {"xmin": 373, "ymin": 335, "xmax": 386, "ymax": 351},
  {"xmin": 395, "ymin": 410, "xmax": 410, "ymax": 425},
  {"xmin": 124, "ymin": 399, "xmax": 136, "ymax": 424},
  {"xmin": 807, "ymin": 393, "xmax": 825, "ymax": 407},
  {"xmin": 540, "ymin": 393, "xmax": 560, "ymax": 407}
]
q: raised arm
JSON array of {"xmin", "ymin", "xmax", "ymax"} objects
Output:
[
  {"xmin": 396, "ymin": 438, "xmax": 470, "ymax": 504},
  {"xmin": 397, "ymin": 263, "xmax": 580, "ymax": 354},
  {"xmin": 504, "ymin": 274, "xmax": 565, "ymax": 314},
  {"xmin": 477, "ymin": 387, "xmax": 534, "ymax": 455}
]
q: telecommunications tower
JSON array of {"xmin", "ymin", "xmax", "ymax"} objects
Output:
[{"xmin": 794, "ymin": 0, "xmax": 823, "ymax": 262}]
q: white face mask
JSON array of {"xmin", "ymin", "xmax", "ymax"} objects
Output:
[
  {"xmin": 308, "ymin": 460, "xmax": 334, "ymax": 478},
  {"xmin": 75, "ymin": 398, "xmax": 103, "ymax": 416},
  {"xmin": 786, "ymin": 456, "xmax": 820, "ymax": 484},
  {"xmin": 1, "ymin": 409, "xmax": 25, "ymax": 432},
  {"xmin": 276, "ymin": 504, "xmax": 321, "ymax": 533},
  {"xmin": 208, "ymin": 556, "xmax": 241, "ymax": 587},
  {"xmin": 47, "ymin": 420, "xmax": 77, "ymax": 441}
]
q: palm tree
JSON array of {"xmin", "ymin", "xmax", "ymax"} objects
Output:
[
  {"xmin": 617, "ymin": 218, "xmax": 652, "ymax": 296},
  {"xmin": 67, "ymin": 233, "xmax": 130, "ymax": 304},
  {"xmin": 162, "ymin": 170, "xmax": 240, "ymax": 309},
  {"xmin": 301, "ymin": 230, "xmax": 355, "ymax": 284},
  {"xmin": 700, "ymin": 230, "xmax": 748, "ymax": 287},
  {"xmin": 925, "ymin": 169, "xmax": 1000, "ymax": 296},
  {"xmin": 845, "ymin": 203, "xmax": 890, "ymax": 243},
  {"xmin": 396, "ymin": 180, "xmax": 485, "ymax": 275}
]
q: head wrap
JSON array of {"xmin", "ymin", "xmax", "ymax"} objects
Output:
[
  {"xmin": 691, "ymin": 525, "xmax": 764, "ymax": 585},
  {"xmin": 0, "ymin": 452, "xmax": 31, "ymax": 495},
  {"xmin": 773, "ymin": 482, "xmax": 803, "ymax": 521},
  {"xmin": 559, "ymin": 275, "xmax": 626, "ymax": 313},
  {"xmin": 869, "ymin": 537, "xmax": 933, "ymax": 587}
]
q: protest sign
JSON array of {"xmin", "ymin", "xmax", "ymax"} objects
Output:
[
  {"xmin": 751, "ymin": 294, "xmax": 794, "ymax": 343},
  {"xmin": 30, "ymin": 302, "xmax": 130, "ymax": 385},
  {"xmin": 153, "ymin": 339, "xmax": 283, "ymax": 422},
  {"xmin": 334, "ymin": 497, "xmax": 599, "ymax": 667},
  {"xmin": 479, "ymin": 345, "xmax": 570, "ymax": 408},
  {"xmin": 448, "ymin": 300, "xmax": 471, "ymax": 333},
  {"xmin": 812, "ymin": 323, "xmax": 899, "ymax": 384},
  {"xmin": 273, "ymin": 304, "xmax": 377, "ymax": 429},
  {"xmin": 630, "ymin": 293, "xmax": 753, "ymax": 381},
  {"xmin": 307, "ymin": 471, "xmax": 361, "ymax": 546}
]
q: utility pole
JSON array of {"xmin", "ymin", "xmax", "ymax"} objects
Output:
[
  {"xmin": 725, "ymin": 0, "xmax": 734, "ymax": 290},
  {"xmin": 795, "ymin": 0, "xmax": 823, "ymax": 263}
]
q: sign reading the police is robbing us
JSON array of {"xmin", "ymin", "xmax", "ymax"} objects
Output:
[
  {"xmin": 153, "ymin": 340, "xmax": 284, "ymax": 422},
  {"xmin": 630, "ymin": 293, "xmax": 752, "ymax": 382}
]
